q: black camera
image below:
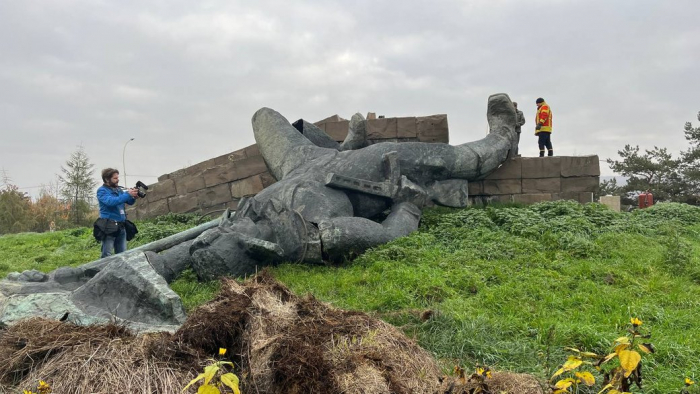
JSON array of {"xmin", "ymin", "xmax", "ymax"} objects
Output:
[{"xmin": 135, "ymin": 181, "xmax": 149, "ymax": 198}]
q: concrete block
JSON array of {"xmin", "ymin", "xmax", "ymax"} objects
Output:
[
  {"xmin": 416, "ymin": 114, "xmax": 449, "ymax": 143},
  {"xmin": 579, "ymin": 192, "xmax": 594, "ymax": 203},
  {"xmin": 513, "ymin": 193, "xmax": 553, "ymax": 204},
  {"xmin": 244, "ymin": 144, "xmax": 260, "ymax": 158},
  {"xmin": 231, "ymin": 175, "xmax": 264, "ymax": 198},
  {"xmin": 203, "ymin": 163, "xmax": 239, "ymax": 188},
  {"xmin": 125, "ymin": 206, "xmax": 139, "ymax": 220},
  {"xmin": 600, "ymin": 195, "xmax": 621, "ymax": 212},
  {"xmin": 196, "ymin": 184, "xmax": 233, "ymax": 208},
  {"xmin": 186, "ymin": 159, "xmax": 216, "ymax": 177},
  {"xmin": 396, "ymin": 117, "xmax": 417, "ymax": 138},
  {"xmin": 468, "ymin": 181, "xmax": 483, "ymax": 195},
  {"xmin": 325, "ymin": 120, "xmax": 350, "ymax": 141},
  {"xmin": 157, "ymin": 174, "xmax": 170, "ymax": 182},
  {"xmin": 367, "ymin": 118, "xmax": 398, "ymax": 140},
  {"xmin": 225, "ymin": 149, "xmax": 247, "ymax": 163},
  {"xmin": 561, "ymin": 176, "xmax": 599, "ymax": 192},
  {"xmin": 235, "ymin": 155, "xmax": 268, "ymax": 179},
  {"xmin": 260, "ymin": 172, "xmax": 277, "ymax": 188},
  {"xmin": 146, "ymin": 179, "xmax": 176, "ymax": 203},
  {"xmin": 485, "ymin": 158, "xmax": 522, "ymax": 180},
  {"xmin": 490, "ymin": 194, "xmax": 514, "ymax": 204},
  {"xmin": 522, "ymin": 178, "xmax": 561, "ymax": 193},
  {"xmin": 168, "ymin": 169, "xmax": 187, "ymax": 180},
  {"xmin": 314, "ymin": 114, "xmax": 341, "ymax": 125},
  {"xmin": 483, "ymin": 179, "xmax": 521, "ymax": 195},
  {"xmin": 144, "ymin": 198, "xmax": 170, "ymax": 218},
  {"xmin": 521, "ymin": 157, "xmax": 561, "ymax": 178},
  {"xmin": 366, "ymin": 112, "xmax": 376, "ymax": 120},
  {"xmin": 168, "ymin": 195, "xmax": 198, "ymax": 213},
  {"xmin": 174, "ymin": 174, "xmax": 206, "ymax": 194},
  {"xmin": 561, "ymin": 155, "xmax": 601, "ymax": 177}
]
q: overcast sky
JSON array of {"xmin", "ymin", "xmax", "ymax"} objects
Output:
[{"xmin": 1, "ymin": 0, "xmax": 699, "ymax": 197}]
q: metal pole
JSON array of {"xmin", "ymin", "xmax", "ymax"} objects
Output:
[{"xmin": 122, "ymin": 138, "xmax": 134, "ymax": 187}]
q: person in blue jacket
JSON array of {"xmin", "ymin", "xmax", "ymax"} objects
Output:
[{"xmin": 96, "ymin": 168, "xmax": 139, "ymax": 258}]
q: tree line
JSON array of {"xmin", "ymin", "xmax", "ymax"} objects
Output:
[
  {"xmin": 603, "ymin": 110, "xmax": 700, "ymax": 204},
  {"xmin": 0, "ymin": 146, "xmax": 98, "ymax": 234}
]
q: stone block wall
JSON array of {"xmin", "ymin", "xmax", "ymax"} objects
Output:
[
  {"xmin": 128, "ymin": 114, "xmax": 449, "ymax": 219},
  {"xmin": 469, "ymin": 156, "xmax": 600, "ymax": 205}
]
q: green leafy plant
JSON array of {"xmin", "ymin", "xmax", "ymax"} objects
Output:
[{"xmin": 183, "ymin": 348, "xmax": 241, "ymax": 394}]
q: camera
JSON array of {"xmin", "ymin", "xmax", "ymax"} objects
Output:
[{"xmin": 135, "ymin": 181, "xmax": 149, "ymax": 198}]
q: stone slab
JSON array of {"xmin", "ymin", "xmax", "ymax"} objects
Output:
[
  {"xmin": 146, "ymin": 179, "xmax": 176, "ymax": 203},
  {"xmin": 157, "ymin": 174, "xmax": 170, "ymax": 182},
  {"xmin": 561, "ymin": 176, "xmax": 599, "ymax": 192},
  {"xmin": 513, "ymin": 193, "xmax": 553, "ymax": 204},
  {"xmin": 174, "ymin": 174, "xmax": 206, "ymax": 195},
  {"xmin": 555, "ymin": 191, "xmax": 595, "ymax": 204},
  {"xmin": 325, "ymin": 120, "xmax": 350, "ymax": 142},
  {"xmin": 416, "ymin": 114, "xmax": 449, "ymax": 143},
  {"xmin": 225, "ymin": 148, "xmax": 247, "ymax": 163},
  {"xmin": 600, "ymin": 195, "xmax": 621, "ymax": 212},
  {"xmin": 196, "ymin": 183, "xmax": 233, "ymax": 208},
  {"xmin": 560, "ymin": 155, "xmax": 601, "ymax": 177},
  {"xmin": 260, "ymin": 172, "xmax": 277, "ymax": 188},
  {"xmin": 235, "ymin": 155, "xmax": 268, "ymax": 179},
  {"xmin": 168, "ymin": 195, "xmax": 199, "ymax": 213},
  {"xmin": 186, "ymin": 159, "xmax": 217, "ymax": 177},
  {"xmin": 203, "ymin": 163, "xmax": 239, "ymax": 188},
  {"xmin": 521, "ymin": 157, "xmax": 561, "ymax": 178},
  {"xmin": 483, "ymin": 179, "xmax": 521, "ymax": 195},
  {"xmin": 485, "ymin": 158, "xmax": 522, "ymax": 180},
  {"xmin": 522, "ymin": 178, "xmax": 561, "ymax": 193},
  {"xmin": 396, "ymin": 117, "xmax": 417, "ymax": 138},
  {"xmin": 231, "ymin": 175, "xmax": 264, "ymax": 198},
  {"xmin": 367, "ymin": 118, "xmax": 398, "ymax": 140},
  {"xmin": 244, "ymin": 144, "xmax": 260, "ymax": 158},
  {"xmin": 143, "ymin": 198, "xmax": 170, "ymax": 218},
  {"xmin": 468, "ymin": 181, "xmax": 483, "ymax": 195}
]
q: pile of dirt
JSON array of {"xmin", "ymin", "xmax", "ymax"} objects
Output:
[{"xmin": 0, "ymin": 271, "xmax": 444, "ymax": 393}]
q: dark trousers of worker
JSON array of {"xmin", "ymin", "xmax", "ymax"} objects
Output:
[{"xmin": 538, "ymin": 133, "xmax": 553, "ymax": 157}]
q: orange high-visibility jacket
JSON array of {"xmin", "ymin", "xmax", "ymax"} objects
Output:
[{"xmin": 535, "ymin": 102, "xmax": 552, "ymax": 134}]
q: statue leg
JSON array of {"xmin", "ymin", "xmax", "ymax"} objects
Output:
[{"xmin": 318, "ymin": 202, "xmax": 421, "ymax": 261}]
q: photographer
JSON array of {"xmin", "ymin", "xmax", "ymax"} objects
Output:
[{"xmin": 96, "ymin": 168, "xmax": 139, "ymax": 258}]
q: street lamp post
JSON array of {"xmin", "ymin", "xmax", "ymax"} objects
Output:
[{"xmin": 122, "ymin": 138, "xmax": 135, "ymax": 187}]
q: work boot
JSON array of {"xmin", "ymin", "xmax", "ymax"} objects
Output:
[
  {"xmin": 539, "ymin": 150, "xmax": 545, "ymax": 157},
  {"xmin": 548, "ymin": 150, "xmax": 554, "ymax": 157}
]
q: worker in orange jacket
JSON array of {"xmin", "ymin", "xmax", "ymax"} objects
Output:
[{"xmin": 535, "ymin": 97, "xmax": 553, "ymax": 157}]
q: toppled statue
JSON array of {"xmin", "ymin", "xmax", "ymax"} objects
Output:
[
  {"xmin": 0, "ymin": 93, "xmax": 518, "ymax": 331},
  {"xmin": 161, "ymin": 93, "xmax": 518, "ymax": 280}
]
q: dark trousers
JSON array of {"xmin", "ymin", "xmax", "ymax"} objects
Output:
[{"xmin": 538, "ymin": 133, "xmax": 553, "ymax": 156}]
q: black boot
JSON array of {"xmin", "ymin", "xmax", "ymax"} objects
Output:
[
  {"xmin": 548, "ymin": 150, "xmax": 554, "ymax": 157},
  {"xmin": 539, "ymin": 150, "xmax": 545, "ymax": 157}
]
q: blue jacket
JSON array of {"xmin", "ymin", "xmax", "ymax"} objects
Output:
[{"xmin": 97, "ymin": 185, "xmax": 135, "ymax": 222}]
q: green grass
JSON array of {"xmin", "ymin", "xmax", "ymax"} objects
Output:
[{"xmin": 2, "ymin": 203, "xmax": 700, "ymax": 393}]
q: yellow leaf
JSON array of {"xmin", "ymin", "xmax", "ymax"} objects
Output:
[
  {"xmin": 202, "ymin": 364, "xmax": 220, "ymax": 386},
  {"xmin": 553, "ymin": 390, "xmax": 568, "ymax": 394},
  {"xmin": 603, "ymin": 352, "xmax": 617, "ymax": 363},
  {"xmin": 618, "ymin": 350, "xmax": 641, "ymax": 377},
  {"xmin": 183, "ymin": 372, "xmax": 207, "ymax": 391},
  {"xmin": 614, "ymin": 336, "xmax": 630, "ymax": 345},
  {"xmin": 686, "ymin": 377, "xmax": 695, "ymax": 386},
  {"xmin": 554, "ymin": 378, "xmax": 574, "ymax": 389},
  {"xmin": 609, "ymin": 391, "xmax": 620, "ymax": 394},
  {"xmin": 221, "ymin": 373, "xmax": 241, "ymax": 394},
  {"xmin": 581, "ymin": 351, "xmax": 599, "ymax": 358},
  {"xmin": 575, "ymin": 371, "xmax": 595, "ymax": 386},
  {"xmin": 597, "ymin": 383, "xmax": 613, "ymax": 394},
  {"xmin": 614, "ymin": 343, "xmax": 629, "ymax": 355},
  {"xmin": 197, "ymin": 385, "xmax": 220, "ymax": 394},
  {"xmin": 551, "ymin": 367, "xmax": 566, "ymax": 378},
  {"xmin": 637, "ymin": 343, "xmax": 652, "ymax": 354},
  {"xmin": 563, "ymin": 356, "xmax": 583, "ymax": 371}
]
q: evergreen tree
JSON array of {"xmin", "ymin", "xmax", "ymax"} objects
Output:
[{"xmin": 58, "ymin": 146, "xmax": 98, "ymax": 226}]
